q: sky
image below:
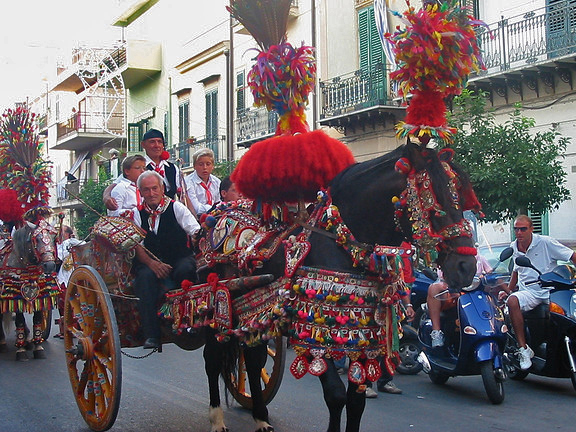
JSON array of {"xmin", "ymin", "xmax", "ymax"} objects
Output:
[{"xmin": 0, "ymin": 1, "xmax": 121, "ymax": 111}]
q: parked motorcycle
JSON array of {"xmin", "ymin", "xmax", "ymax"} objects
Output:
[
  {"xmin": 417, "ymin": 248, "xmax": 513, "ymax": 404},
  {"xmin": 503, "ymin": 256, "xmax": 576, "ymax": 391}
]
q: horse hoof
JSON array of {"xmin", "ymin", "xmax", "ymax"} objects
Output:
[
  {"xmin": 33, "ymin": 349, "xmax": 47, "ymax": 359},
  {"xmin": 0, "ymin": 343, "xmax": 8, "ymax": 353},
  {"xmin": 16, "ymin": 351, "xmax": 29, "ymax": 362}
]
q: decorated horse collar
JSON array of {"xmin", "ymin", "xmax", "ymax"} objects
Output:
[{"xmin": 393, "ymin": 155, "xmax": 475, "ymax": 265}]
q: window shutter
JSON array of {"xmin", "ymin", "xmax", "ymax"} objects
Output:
[
  {"xmin": 358, "ymin": 8, "xmax": 370, "ymax": 70},
  {"xmin": 236, "ymin": 71, "xmax": 246, "ymax": 115},
  {"xmin": 178, "ymin": 101, "xmax": 189, "ymax": 143},
  {"xmin": 205, "ymin": 90, "xmax": 219, "ymax": 158}
]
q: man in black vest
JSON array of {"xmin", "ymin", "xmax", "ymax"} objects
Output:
[
  {"xmin": 104, "ymin": 129, "xmax": 184, "ymax": 208},
  {"xmin": 132, "ymin": 170, "xmax": 200, "ymax": 349}
]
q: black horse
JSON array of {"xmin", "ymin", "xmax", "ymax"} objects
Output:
[{"xmin": 202, "ymin": 142, "xmax": 477, "ymax": 432}]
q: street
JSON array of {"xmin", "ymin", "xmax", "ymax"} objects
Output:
[{"xmin": 1, "ymin": 321, "xmax": 575, "ymax": 432}]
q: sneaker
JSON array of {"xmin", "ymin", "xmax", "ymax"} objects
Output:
[
  {"xmin": 378, "ymin": 381, "xmax": 402, "ymax": 394},
  {"xmin": 365, "ymin": 387, "xmax": 378, "ymax": 398},
  {"xmin": 519, "ymin": 345, "xmax": 534, "ymax": 370},
  {"xmin": 431, "ymin": 330, "xmax": 445, "ymax": 348}
]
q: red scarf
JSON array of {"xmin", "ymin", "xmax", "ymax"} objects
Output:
[{"xmin": 200, "ymin": 181, "xmax": 213, "ymax": 205}]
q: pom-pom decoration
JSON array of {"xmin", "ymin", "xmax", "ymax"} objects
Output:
[
  {"xmin": 232, "ymin": 130, "xmax": 355, "ymax": 203},
  {"xmin": 0, "ymin": 105, "xmax": 52, "ymax": 219},
  {"xmin": 160, "ymin": 150, "xmax": 170, "ymax": 161},
  {"xmin": 0, "ymin": 189, "xmax": 25, "ymax": 223},
  {"xmin": 386, "ymin": 0, "xmax": 487, "ymax": 143}
]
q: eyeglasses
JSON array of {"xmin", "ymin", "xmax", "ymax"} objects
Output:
[{"xmin": 513, "ymin": 226, "xmax": 529, "ymax": 232}]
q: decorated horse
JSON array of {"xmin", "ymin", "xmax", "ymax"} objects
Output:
[
  {"xmin": 0, "ymin": 207, "xmax": 59, "ymax": 360},
  {"xmin": 191, "ymin": 138, "xmax": 478, "ymax": 432},
  {"xmin": 185, "ymin": 2, "xmax": 486, "ymax": 431}
]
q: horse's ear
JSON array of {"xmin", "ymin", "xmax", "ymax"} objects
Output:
[
  {"xmin": 26, "ymin": 221, "xmax": 37, "ymax": 230},
  {"xmin": 438, "ymin": 148, "xmax": 455, "ymax": 162}
]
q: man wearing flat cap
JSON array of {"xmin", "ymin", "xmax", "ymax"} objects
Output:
[{"xmin": 104, "ymin": 129, "xmax": 184, "ymax": 210}]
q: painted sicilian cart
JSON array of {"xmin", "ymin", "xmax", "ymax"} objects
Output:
[
  {"xmin": 0, "ymin": 106, "xmax": 58, "ymax": 361},
  {"xmin": 63, "ymin": 213, "xmax": 286, "ymax": 432}
]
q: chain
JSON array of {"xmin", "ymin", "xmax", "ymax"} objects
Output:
[{"xmin": 121, "ymin": 348, "xmax": 158, "ymax": 359}]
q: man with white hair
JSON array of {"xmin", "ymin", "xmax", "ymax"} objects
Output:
[{"xmin": 132, "ymin": 170, "xmax": 200, "ymax": 349}]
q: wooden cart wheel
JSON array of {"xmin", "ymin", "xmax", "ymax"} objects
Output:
[
  {"xmin": 225, "ymin": 335, "xmax": 286, "ymax": 409},
  {"xmin": 64, "ymin": 266, "xmax": 122, "ymax": 432},
  {"xmin": 41, "ymin": 309, "xmax": 52, "ymax": 341}
]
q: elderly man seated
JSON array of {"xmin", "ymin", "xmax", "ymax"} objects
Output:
[{"xmin": 132, "ymin": 170, "xmax": 200, "ymax": 349}]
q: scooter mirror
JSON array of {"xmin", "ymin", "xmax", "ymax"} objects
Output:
[
  {"xmin": 515, "ymin": 256, "xmax": 542, "ymax": 274},
  {"xmin": 499, "ymin": 247, "xmax": 513, "ymax": 263}
]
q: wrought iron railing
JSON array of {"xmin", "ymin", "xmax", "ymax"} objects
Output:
[
  {"xmin": 170, "ymin": 135, "xmax": 223, "ymax": 168},
  {"xmin": 475, "ymin": 0, "xmax": 576, "ymax": 76},
  {"xmin": 56, "ymin": 110, "xmax": 124, "ymax": 141},
  {"xmin": 319, "ymin": 63, "xmax": 390, "ymax": 119},
  {"xmin": 235, "ymin": 107, "xmax": 279, "ymax": 144}
]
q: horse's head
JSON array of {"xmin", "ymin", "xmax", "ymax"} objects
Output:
[
  {"xmin": 10, "ymin": 220, "xmax": 58, "ymax": 273},
  {"xmin": 400, "ymin": 143, "xmax": 477, "ymax": 289}
]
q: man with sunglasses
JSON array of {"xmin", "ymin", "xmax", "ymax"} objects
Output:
[{"xmin": 499, "ymin": 214, "xmax": 576, "ymax": 369}]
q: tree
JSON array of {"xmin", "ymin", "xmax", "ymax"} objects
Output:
[
  {"xmin": 448, "ymin": 89, "xmax": 570, "ymax": 223},
  {"xmin": 75, "ymin": 167, "xmax": 110, "ymax": 239}
]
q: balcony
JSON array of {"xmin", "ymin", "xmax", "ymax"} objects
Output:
[
  {"xmin": 235, "ymin": 107, "xmax": 279, "ymax": 148},
  {"xmin": 469, "ymin": 0, "xmax": 576, "ymax": 102},
  {"xmin": 53, "ymin": 110, "xmax": 125, "ymax": 152},
  {"xmin": 319, "ymin": 64, "xmax": 405, "ymax": 134},
  {"xmin": 108, "ymin": 40, "xmax": 162, "ymax": 88},
  {"xmin": 55, "ymin": 179, "xmax": 86, "ymax": 209},
  {"xmin": 170, "ymin": 135, "xmax": 225, "ymax": 170}
]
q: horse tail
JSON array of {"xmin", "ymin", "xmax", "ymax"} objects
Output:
[{"xmin": 220, "ymin": 336, "xmax": 240, "ymax": 407}]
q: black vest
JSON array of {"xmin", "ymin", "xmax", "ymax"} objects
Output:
[
  {"xmin": 139, "ymin": 202, "xmax": 191, "ymax": 266},
  {"xmin": 147, "ymin": 162, "xmax": 178, "ymax": 199}
]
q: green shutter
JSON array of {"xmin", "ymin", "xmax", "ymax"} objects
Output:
[
  {"xmin": 358, "ymin": 8, "xmax": 370, "ymax": 70},
  {"xmin": 128, "ymin": 123, "xmax": 140, "ymax": 152},
  {"xmin": 528, "ymin": 211, "xmax": 549, "ymax": 235},
  {"xmin": 179, "ymin": 101, "xmax": 189, "ymax": 143},
  {"xmin": 205, "ymin": 90, "xmax": 219, "ymax": 159},
  {"xmin": 236, "ymin": 71, "xmax": 245, "ymax": 115}
]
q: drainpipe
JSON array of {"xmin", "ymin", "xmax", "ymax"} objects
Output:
[
  {"xmin": 168, "ymin": 76, "xmax": 173, "ymax": 150},
  {"xmin": 311, "ymin": 0, "xmax": 318, "ymax": 130},
  {"xmin": 227, "ymin": 15, "xmax": 235, "ymax": 161}
]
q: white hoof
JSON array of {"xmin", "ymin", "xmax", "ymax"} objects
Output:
[{"xmin": 209, "ymin": 406, "xmax": 228, "ymax": 432}]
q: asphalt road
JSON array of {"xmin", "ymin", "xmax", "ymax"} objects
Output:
[{"xmin": 1, "ymin": 319, "xmax": 575, "ymax": 432}]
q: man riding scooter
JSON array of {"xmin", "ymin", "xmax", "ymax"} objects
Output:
[{"xmin": 498, "ymin": 215, "xmax": 576, "ymax": 370}]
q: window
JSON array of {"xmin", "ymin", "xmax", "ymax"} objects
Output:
[
  {"xmin": 128, "ymin": 122, "xmax": 146, "ymax": 152},
  {"xmin": 528, "ymin": 211, "xmax": 549, "ymax": 235},
  {"xmin": 358, "ymin": 5, "xmax": 386, "ymax": 102},
  {"xmin": 236, "ymin": 71, "xmax": 246, "ymax": 116},
  {"xmin": 459, "ymin": 0, "xmax": 479, "ymax": 18},
  {"xmin": 178, "ymin": 101, "xmax": 190, "ymax": 143},
  {"xmin": 206, "ymin": 90, "xmax": 218, "ymax": 142}
]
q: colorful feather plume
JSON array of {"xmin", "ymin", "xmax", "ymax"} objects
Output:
[
  {"xmin": 226, "ymin": 0, "xmax": 355, "ymax": 205},
  {"xmin": 386, "ymin": 0, "xmax": 486, "ymax": 143},
  {"xmin": 0, "ymin": 106, "xmax": 52, "ymax": 219}
]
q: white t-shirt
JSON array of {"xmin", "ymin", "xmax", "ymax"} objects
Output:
[
  {"xmin": 108, "ymin": 177, "xmax": 140, "ymax": 216},
  {"xmin": 185, "ymin": 171, "xmax": 221, "ymax": 215},
  {"xmin": 511, "ymin": 234, "xmax": 574, "ymax": 298}
]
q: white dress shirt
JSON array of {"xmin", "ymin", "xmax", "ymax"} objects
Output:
[
  {"xmin": 132, "ymin": 200, "xmax": 200, "ymax": 235},
  {"xmin": 185, "ymin": 171, "xmax": 221, "ymax": 215}
]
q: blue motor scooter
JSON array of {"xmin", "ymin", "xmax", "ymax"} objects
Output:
[{"xmin": 418, "ymin": 248, "xmax": 513, "ymax": 404}]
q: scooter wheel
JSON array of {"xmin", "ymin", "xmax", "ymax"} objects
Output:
[{"xmin": 480, "ymin": 361, "xmax": 505, "ymax": 404}]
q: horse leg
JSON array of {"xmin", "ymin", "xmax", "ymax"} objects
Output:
[
  {"xmin": 318, "ymin": 359, "xmax": 347, "ymax": 432},
  {"xmin": 32, "ymin": 311, "xmax": 46, "ymax": 359},
  {"xmin": 344, "ymin": 381, "xmax": 366, "ymax": 432},
  {"xmin": 203, "ymin": 330, "xmax": 229, "ymax": 432},
  {"xmin": 14, "ymin": 313, "xmax": 28, "ymax": 361},
  {"xmin": 243, "ymin": 344, "xmax": 273, "ymax": 432}
]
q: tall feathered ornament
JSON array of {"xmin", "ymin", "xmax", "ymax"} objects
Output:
[
  {"xmin": 228, "ymin": 0, "xmax": 355, "ymax": 208},
  {"xmin": 0, "ymin": 105, "xmax": 52, "ymax": 224},
  {"xmin": 386, "ymin": 0, "xmax": 486, "ymax": 143}
]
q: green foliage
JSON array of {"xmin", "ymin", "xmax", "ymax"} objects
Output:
[
  {"xmin": 213, "ymin": 159, "xmax": 238, "ymax": 179},
  {"xmin": 75, "ymin": 167, "xmax": 111, "ymax": 239},
  {"xmin": 449, "ymin": 89, "xmax": 570, "ymax": 223}
]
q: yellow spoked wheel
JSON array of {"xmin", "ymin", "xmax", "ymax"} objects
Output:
[
  {"xmin": 225, "ymin": 335, "xmax": 286, "ymax": 409},
  {"xmin": 64, "ymin": 266, "xmax": 121, "ymax": 431},
  {"xmin": 41, "ymin": 309, "xmax": 52, "ymax": 340}
]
